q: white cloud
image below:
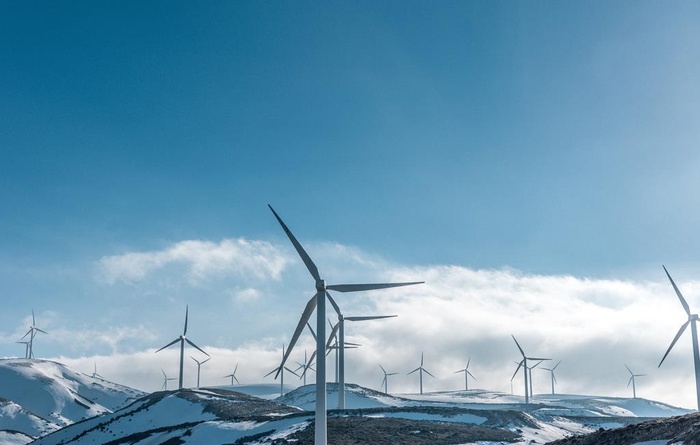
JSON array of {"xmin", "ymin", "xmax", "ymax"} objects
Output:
[{"xmin": 97, "ymin": 238, "xmax": 291, "ymax": 285}]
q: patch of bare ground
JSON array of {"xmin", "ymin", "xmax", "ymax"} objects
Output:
[
  {"xmin": 277, "ymin": 416, "xmax": 519, "ymax": 445},
  {"xmin": 546, "ymin": 411, "xmax": 700, "ymax": 445}
]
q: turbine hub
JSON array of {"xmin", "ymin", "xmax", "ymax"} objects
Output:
[
  {"xmin": 315, "ymin": 279, "xmax": 326, "ymax": 292},
  {"xmin": 691, "ymin": 314, "xmax": 699, "ymax": 321}
]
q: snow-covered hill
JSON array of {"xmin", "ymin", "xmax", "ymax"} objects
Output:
[{"xmin": 0, "ymin": 359, "xmax": 145, "ymax": 444}]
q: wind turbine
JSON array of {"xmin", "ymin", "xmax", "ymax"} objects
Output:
[
  {"xmin": 161, "ymin": 369, "xmax": 177, "ymax": 390},
  {"xmin": 295, "ymin": 350, "xmax": 315, "ymax": 386},
  {"xmin": 326, "ymin": 320, "xmax": 360, "ymax": 386},
  {"xmin": 21, "ymin": 310, "xmax": 47, "ymax": 359},
  {"xmin": 265, "ymin": 343, "xmax": 300, "ymax": 397},
  {"xmin": 91, "ymin": 362, "xmax": 103, "ymax": 379},
  {"xmin": 658, "ymin": 265, "xmax": 700, "ymax": 410},
  {"xmin": 625, "ymin": 364, "xmax": 645, "ymax": 398},
  {"xmin": 454, "ymin": 357, "xmax": 476, "ymax": 391},
  {"xmin": 326, "ymin": 293, "xmax": 396, "ymax": 409},
  {"xmin": 541, "ymin": 361, "xmax": 561, "ymax": 395},
  {"xmin": 155, "ymin": 305, "xmax": 209, "ymax": 390},
  {"xmin": 407, "ymin": 352, "xmax": 434, "ymax": 394},
  {"xmin": 267, "ymin": 204, "xmax": 423, "ymax": 445},
  {"xmin": 379, "ymin": 364, "xmax": 398, "ymax": 394},
  {"xmin": 511, "ymin": 335, "xmax": 550, "ymax": 404},
  {"xmin": 191, "ymin": 356, "xmax": 211, "ymax": 389},
  {"xmin": 224, "ymin": 364, "xmax": 240, "ymax": 386}
]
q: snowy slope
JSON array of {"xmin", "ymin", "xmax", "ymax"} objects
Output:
[{"xmin": 0, "ymin": 359, "xmax": 145, "ymax": 443}]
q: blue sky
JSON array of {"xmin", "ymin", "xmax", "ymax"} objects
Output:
[{"xmin": 2, "ymin": 2, "xmax": 700, "ymax": 408}]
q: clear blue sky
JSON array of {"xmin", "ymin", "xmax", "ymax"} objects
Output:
[{"xmin": 2, "ymin": 1, "xmax": 700, "ymax": 406}]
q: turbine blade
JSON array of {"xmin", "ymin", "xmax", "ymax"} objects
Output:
[
  {"xmin": 326, "ymin": 292, "xmax": 341, "ymax": 316},
  {"xmin": 553, "ymin": 360, "xmax": 561, "ymax": 371},
  {"xmin": 326, "ymin": 281, "xmax": 423, "ymax": 293},
  {"xmin": 268, "ymin": 205, "xmax": 320, "ymax": 281},
  {"xmin": 234, "ymin": 363, "xmax": 238, "ymax": 373},
  {"xmin": 161, "ymin": 369, "xmax": 167, "ymax": 378},
  {"xmin": 202, "ymin": 357, "xmax": 211, "ymax": 365},
  {"xmin": 466, "ymin": 357, "xmax": 471, "ymax": 369},
  {"xmin": 659, "ymin": 321, "xmax": 690, "ymax": 367},
  {"xmin": 326, "ymin": 323, "xmax": 340, "ymax": 350},
  {"xmin": 284, "ymin": 366, "xmax": 300, "ymax": 377},
  {"xmin": 467, "ymin": 371, "xmax": 476, "ymax": 379},
  {"xmin": 275, "ymin": 294, "xmax": 318, "ymax": 379},
  {"xmin": 184, "ymin": 305, "xmax": 189, "ymax": 335},
  {"xmin": 625, "ymin": 364, "xmax": 633, "ymax": 375},
  {"xmin": 32, "ymin": 310, "xmax": 36, "ymax": 326},
  {"xmin": 424, "ymin": 369, "xmax": 435, "ymax": 378},
  {"xmin": 407, "ymin": 367, "xmax": 420, "ymax": 375},
  {"xmin": 233, "ymin": 375, "xmax": 240, "ymax": 384},
  {"xmin": 528, "ymin": 357, "xmax": 550, "ymax": 362},
  {"xmin": 264, "ymin": 367, "xmax": 279, "ymax": 378},
  {"xmin": 553, "ymin": 374, "xmax": 557, "ymax": 384},
  {"xmin": 155, "ymin": 338, "xmax": 180, "ymax": 353},
  {"xmin": 185, "ymin": 338, "xmax": 209, "ymax": 356},
  {"xmin": 346, "ymin": 315, "xmax": 397, "ymax": 322},
  {"xmin": 511, "ymin": 335, "xmax": 525, "ymax": 358},
  {"xmin": 306, "ymin": 322, "xmax": 317, "ymax": 341},
  {"xmin": 454, "ymin": 369, "xmax": 464, "ymax": 374},
  {"xmin": 388, "ymin": 372, "xmax": 399, "ymax": 376},
  {"xmin": 663, "ymin": 265, "xmax": 692, "ymax": 316},
  {"xmin": 627, "ymin": 376, "xmax": 633, "ymax": 387},
  {"xmin": 34, "ymin": 328, "xmax": 48, "ymax": 335},
  {"xmin": 511, "ymin": 361, "xmax": 524, "ymax": 381},
  {"xmin": 379, "ymin": 364, "xmax": 386, "ymax": 374}
]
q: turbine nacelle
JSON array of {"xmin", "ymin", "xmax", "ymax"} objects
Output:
[
  {"xmin": 315, "ymin": 279, "xmax": 326, "ymax": 292},
  {"xmin": 690, "ymin": 314, "xmax": 699, "ymax": 322}
]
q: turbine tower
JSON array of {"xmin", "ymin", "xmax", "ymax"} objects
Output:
[
  {"xmin": 625, "ymin": 364, "xmax": 645, "ymax": 398},
  {"xmin": 267, "ymin": 204, "xmax": 423, "ymax": 445},
  {"xmin": 16, "ymin": 341, "xmax": 30, "ymax": 359},
  {"xmin": 407, "ymin": 352, "xmax": 434, "ymax": 394},
  {"xmin": 454, "ymin": 357, "xmax": 476, "ymax": 391},
  {"xmin": 658, "ymin": 265, "xmax": 700, "ymax": 410},
  {"xmin": 155, "ymin": 305, "xmax": 209, "ymax": 390},
  {"xmin": 541, "ymin": 361, "xmax": 561, "ymax": 395},
  {"xmin": 161, "ymin": 369, "xmax": 176, "ymax": 390},
  {"xmin": 21, "ymin": 310, "xmax": 47, "ymax": 359},
  {"xmin": 223, "ymin": 363, "xmax": 240, "ymax": 386},
  {"xmin": 511, "ymin": 335, "xmax": 550, "ymax": 404},
  {"xmin": 190, "ymin": 356, "xmax": 211, "ymax": 389},
  {"xmin": 379, "ymin": 364, "xmax": 398, "ymax": 394},
  {"xmin": 326, "ymin": 293, "xmax": 396, "ymax": 409}
]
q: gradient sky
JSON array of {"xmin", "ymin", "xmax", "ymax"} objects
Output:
[{"xmin": 2, "ymin": 2, "xmax": 700, "ymax": 408}]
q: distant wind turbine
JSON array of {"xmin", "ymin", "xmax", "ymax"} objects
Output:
[
  {"xmin": 224, "ymin": 363, "xmax": 240, "ymax": 386},
  {"xmin": 454, "ymin": 357, "xmax": 476, "ymax": 391},
  {"xmin": 91, "ymin": 362, "xmax": 103, "ymax": 379},
  {"xmin": 511, "ymin": 335, "xmax": 550, "ymax": 404},
  {"xmin": 161, "ymin": 369, "xmax": 176, "ymax": 391},
  {"xmin": 541, "ymin": 361, "xmax": 561, "ymax": 395},
  {"xmin": 379, "ymin": 364, "xmax": 398, "ymax": 394},
  {"xmin": 326, "ymin": 293, "xmax": 396, "ymax": 409},
  {"xmin": 190, "ymin": 356, "xmax": 211, "ymax": 389},
  {"xmin": 407, "ymin": 352, "xmax": 434, "ymax": 395},
  {"xmin": 21, "ymin": 310, "xmax": 47, "ymax": 359},
  {"xmin": 295, "ymin": 350, "xmax": 315, "ymax": 386},
  {"xmin": 625, "ymin": 364, "xmax": 645, "ymax": 398},
  {"xmin": 267, "ymin": 204, "xmax": 423, "ymax": 445},
  {"xmin": 658, "ymin": 265, "xmax": 700, "ymax": 410},
  {"xmin": 155, "ymin": 305, "xmax": 209, "ymax": 390},
  {"xmin": 264, "ymin": 343, "xmax": 299, "ymax": 397}
]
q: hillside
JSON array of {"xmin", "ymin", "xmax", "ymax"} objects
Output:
[{"xmin": 0, "ymin": 359, "xmax": 145, "ymax": 444}]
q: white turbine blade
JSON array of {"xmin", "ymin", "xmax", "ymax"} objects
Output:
[
  {"xmin": 467, "ymin": 370, "xmax": 476, "ymax": 379},
  {"xmin": 625, "ymin": 364, "xmax": 633, "ymax": 375},
  {"xmin": 233, "ymin": 375, "xmax": 240, "ymax": 384},
  {"xmin": 511, "ymin": 335, "xmax": 526, "ymax": 358},
  {"xmin": 268, "ymin": 205, "xmax": 320, "ymax": 281},
  {"xmin": 183, "ymin": 305, "xmax": 189, "ymax": 335},
  {"xmin": 529, "ymin": 358, "xmax": 550, "ymax": 363},
  {"xmin": 275, "ymin": 294, "xmax": 318, "ymax": 379},
  {"xmin": 202, "ymin": 357, "xmax": 211, "ymax": 365},
  {"xmin": 20, "ymin": 329, "xmax": 32, "ymax": 340},
  {"xmin": 511, "ymin": 360, "xmax": 524, "ymax": 381},
  {"xmin": 326, "ymin": 281, "xmax": 423, "ymax": 293},
  {"xmin": 306, "ymin": 322, "xmax": 317, "ymax": 341},
  {"xmin": 454, "ymin": 369, "xmax": 464, "ymax": 374},
  {"xmin": 34, "ymin": 328, "xmax": 48, "ymax": 335},
  {"xmin": 326, "ymin": 323, "xmax": 340, "ymax": 350},
  {"xmin": 285, "ymin": 366, "xmax": 300, "ymax": 377},
  {"xmin": 663, "ymin": 265, "xmax": 692, "ymax": 316},
  {"xmin": 420, "ymin": 352, "xmax": 424, "ymax": 366},
  {"xmin": 424, "ymin": 368, "xmax": 435, "ymax": 378},
  {"xmin": 234, "ymin": 363, "xmax": 238, "ymax": 374},
  {"xmin": 407, "ymin": 367, "xmax": 420, "ymax": 375},
  {"xmin": 553, "ymin": 360, "xmax": 561, "ymax": 371},
  {"xmin": 627, "ymin": 376, "xmax": 633, "ymax": 387},
  {"xmin": 346, "ymin": 315, "xmax": 397, "ymax": 322},
  {"xmin": 190, "ymin": 356, "xmax": 198, "ymax": 364},
  {"xmin": 161, "ymin": 369, "xmax": 167, "ymax": 378},
  {"xmin": 659, "ymin": 321, "xmax": 690, "ymax": 367},
  {"xmin": 326, "ymin": 292, "xmax": 342, "ymax": 316},
  {"xmin": 379, "ymin": 364, "xmax": 387, "ymax": 374},
  {"xmin": 186, "ymin": 338, "xmax": 209, "ymax": 356},
  {"xmin": 552, "ymin": 374, "xmax": 557, "ymax": 384},
  {"xmin": 388, "ymin": 372, "xmax": 399, "ymax": 376},
  {"xmin": 155, "ymin": 338, "xmax": 180, "ymax": 353},
  {"xmin": 264, "ymin": 367, "xmax": 279, "ymax": 378},
  {"xmin": 466, "ymin": 357, "xmax": 471, "ymax": 369}
]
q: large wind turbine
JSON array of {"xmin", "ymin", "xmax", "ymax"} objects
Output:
[
  {"xmin": 295, "ymin": 350, "xmax": 315, "ymax": 386},
  {"xmin": 155, "ymin": 305, "xmax": 209, "ymax": 390},
  {"xmin": 326, "ymin": 293, "xmax": 396, "ymax": 409},
  {"xmin": 91, "ymin": 362, "xmax": 103, "ymax": 380},
  {"xmin": 511, "ymin": 335, "xmax": 550, "ymax": 404},
  {"xmin": 625, "ymin": 364, "xmax": 645, "ymax": 398},
  {"xmin": 454, "ymin": 357, "xmax": 476, "ymax": 391},
  {"xmin": 21, "ymin": 310, "xmax": 47, "ymax": 359},
  {"xmin": 541, "ymin": 361, "xmax": 561, "ymax": 395},
  {"xmin": 190, "ymin": 356, "xmax": 211, "ymax": 389},
  {"xmin": 407, "ymin": 352, "xmax": 434, "ymax": 394},
  {"xmin": 658, "ymin": 265, "xmax": 700, "ymax": 410},
  {"xmin": 268, "ymin": 205, "xmax": 423, "ymax": 445},
  {"xmin": 379, "ymin": 364, "xmax": 398, "ymax": 394}
]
